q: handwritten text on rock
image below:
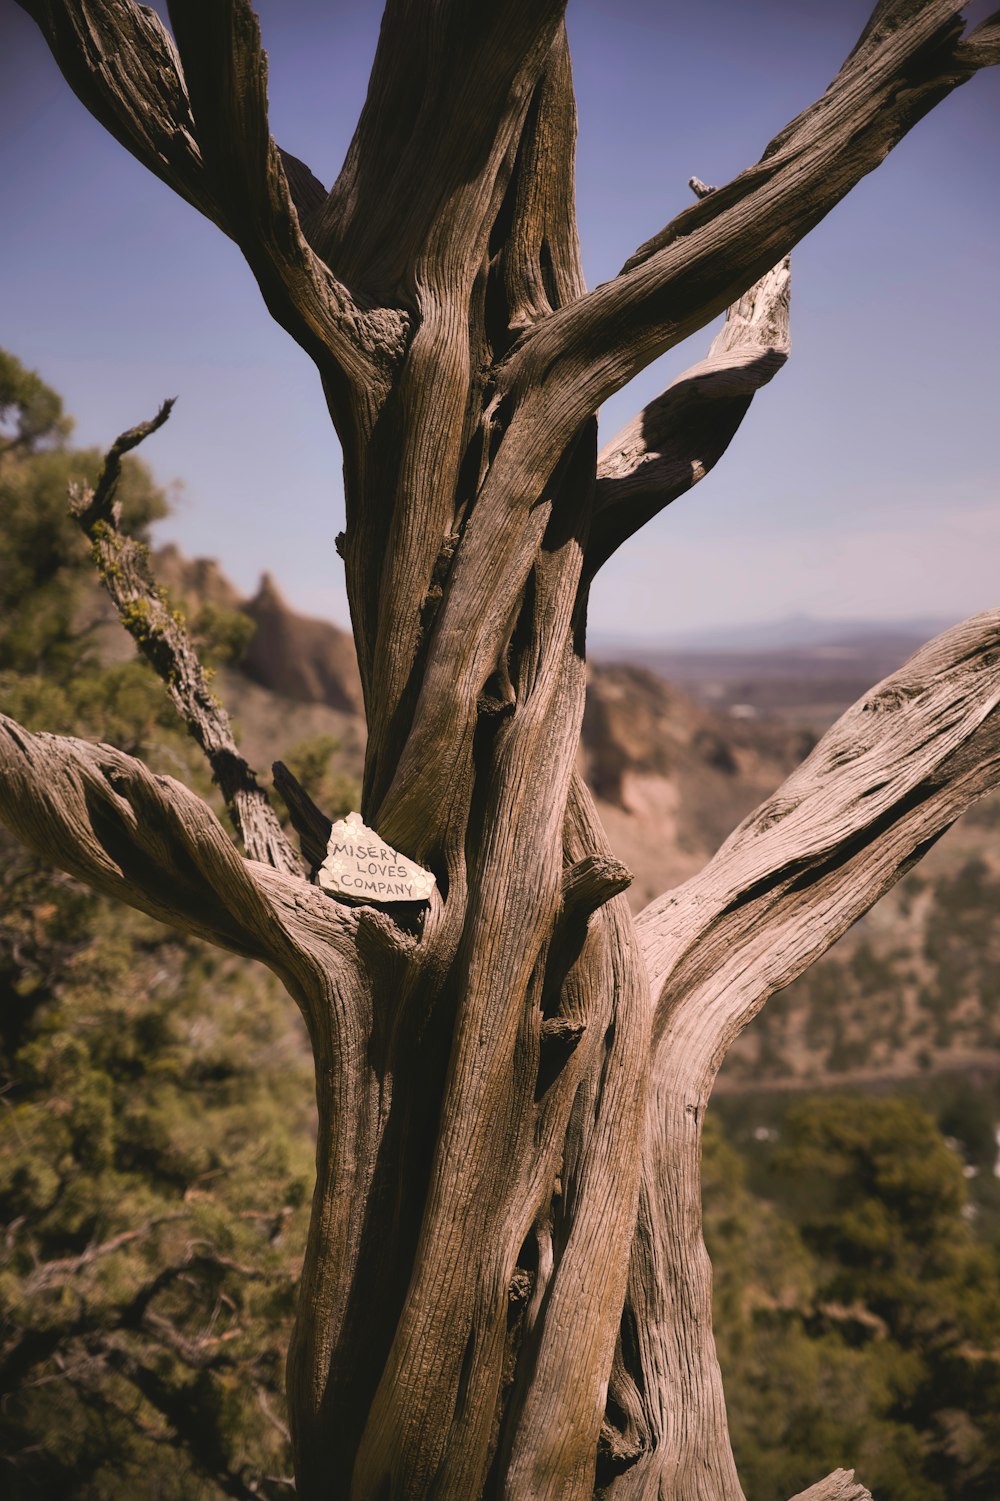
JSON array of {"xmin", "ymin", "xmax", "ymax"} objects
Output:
[{"xmin": 318, "ymin": 812, "xmax": 436, "ymax": 903}]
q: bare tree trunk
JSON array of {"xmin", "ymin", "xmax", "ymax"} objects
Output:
[{"xmin": 8, "ymin": 2, "xmax": 1000, "ymax": 1497}]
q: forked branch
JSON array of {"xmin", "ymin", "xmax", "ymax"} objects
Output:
[
  {"xmin": 956, "ymin": 8, "xmax": 1000, "ymax": 65},
  {"xmin": 17, "ymin": 0, "xmax": 406, "ymax": 412},
  {"xmin": 309, "ymin": 0, "xmax": 569, "ymax": 299},
  {"xmin": 164, "ymin": 0, "xmax": 402, "ymax": 391},
  {"xmin": 501, "ymin": 0, "xmax": 999, "ymax": 450},
  {"xmin": 69, "ymin": 401, "xmax": 301, "ymax": 876},
  {"xmin": 496, "ymin": 22, "xmax": 587, "ymax": 332}
]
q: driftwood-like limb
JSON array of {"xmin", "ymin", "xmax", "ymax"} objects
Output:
[
  {"xmin": 0, "ymin": 716, "xmax": 288, "ymax": 959},
  {"xmin": 603, "ymin": 612, "xmax": 1000, "ymax": 1499},
  {"xmin": 70, "ymin": 401, "xmax": 301, "ymax": 877},
  {"xmin": 499, "ymin": 2, "xmax": 998, "ymax": 458},
  {"xmin": 591, "ymin": 178, "xmax": 790, "ymax": 569},
  {"xmin": 789, "ymin": 1471, "xmax": 874, "ymax": 1501},
  {"xmin": 15, "ymin": 0, "xmax": 223, "ymax": 225}
]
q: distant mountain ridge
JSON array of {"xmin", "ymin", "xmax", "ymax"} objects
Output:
[
  {"xmin": 593, "ymin": 613, "xmax": 958, "ymax": 655},
  {"xmin": 591, "ymin": 616, "xmax": 965, "ymax": 733}
]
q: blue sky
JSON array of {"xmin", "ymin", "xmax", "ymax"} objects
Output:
[{"xmin": 1, "ymin": 0, "xmax": 998, "ymax": 640}]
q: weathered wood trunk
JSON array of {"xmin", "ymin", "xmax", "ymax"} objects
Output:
[
  {"xmin": 7, "ymin": 2, "xmax": 1000, "ymax": 1498},
  {"xmin": 291, "ymin": 44, "xmax": 652, "ymax": 1487}
]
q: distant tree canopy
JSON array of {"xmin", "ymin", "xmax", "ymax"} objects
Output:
[
  {"xmin": 0, "ymin": 352, "xmax": 166, "ymax": 683},
  {"xmin": 705, "ymin": 1096, "xmax": 1000, "ymax": 1501},
  {"xmin": 0, "ymin": 348, "xmax": 71, "ymax": 455}
]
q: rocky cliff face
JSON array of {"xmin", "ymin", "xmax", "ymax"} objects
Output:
[
  {"xmin": 153, "ymin": 543, "xmax": 244, "ymax": 614},
  {"xmin": 239, "ymin": 573, "xmax": 364, "ymax": 716},
  {"xmin": 580, "ymin": 663, "xmax": 814, "ymax": 905},
  {"xmin": 149, "ymin": 546, "xmax": 364, "ymax": 715}
]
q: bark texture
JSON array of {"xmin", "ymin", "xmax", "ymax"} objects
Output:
[{"xmin": 8, "ymin": 3, "xmax": 1000, "ymax": 1498}]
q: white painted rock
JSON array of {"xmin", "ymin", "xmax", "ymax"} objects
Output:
[{"xmin": 318, "ymin": 812, "xmax": 436, "ymax": 904}]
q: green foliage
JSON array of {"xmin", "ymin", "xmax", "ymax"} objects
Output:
[
  {"xmin": 189, "ymin": 601, "xmax": 258, "ymax": 668},
  {"xmin": 705, "ymin": 1096, "xmax": 1000, "ymax": 1500},
  {"xmin": 0, "ymin": 838, "xmax": 312, "ymax": 1500},
  {"xmin": 0, "ymin": 354, "xmax": 310, "ymax": 1498},
  {"xmin": 921, "ymin": 859, "xmax": 1000, "ymax": 1048},
  {"xmin": 0, "ymin": 363, "xmax": 167, "ymax": 681},
  {"xmin": 727, "ymin": 825, "xmax": 1000, "ymax": 1084},
  {"xmin": 0, "ymin": 350, "xmax": 72, "ymax": 453}
]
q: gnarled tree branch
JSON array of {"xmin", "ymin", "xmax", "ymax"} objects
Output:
[
  {"xmin": 0, "ymin": 709, "xmax": 371, "ymax": 1288},
  {"xmin": 70, "ymin": 400, "xmax": 301, "ymax": 875},
  {"xmin": 15, "ymin": 0, "xmax": 223, "ymax": 225},
  {"xmin": 164, "ymin": 0, "xmax": 404, "ymax": 395},
  {"xmin": 17, "ymin": 0, "xmax": 407, "ymax": 420},
  {"xmin": 0, "ymin": 715, "xmax": 290, "ymax": 959},
  {"xmin": 640, "ymin": 609, "xmax": 1000, "ymax": 1017},
  {"xmin": 0, "ymin": 717, "xmax": 286, "ymax": 954},
  {"xmin": 604, "ymin": 611, "xmax": 1000, "ymax": 1499}
]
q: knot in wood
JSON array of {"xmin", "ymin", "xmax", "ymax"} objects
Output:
[
  {"xmin": 862, "ymin": 684, "xmax": 921, "ymax": 714},
  {"xmin": 753, "ymin": 797, "xmax": 799, "ymax": 833}
]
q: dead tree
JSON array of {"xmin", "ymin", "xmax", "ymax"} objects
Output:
[{"xmin": 5, "ymin": 3, "xmax": 1000, "ymax": 1498}]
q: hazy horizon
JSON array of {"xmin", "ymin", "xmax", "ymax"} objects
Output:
[{"xmin": 153, "ymin": 533, "xmax": 962, "ymax": 648}]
